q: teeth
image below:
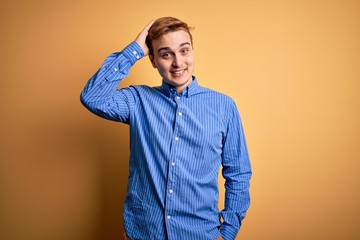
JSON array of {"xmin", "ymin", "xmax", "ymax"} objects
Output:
[{"xmin": 172, "ymin": 70, "xmax": 184, "ymax": 74}]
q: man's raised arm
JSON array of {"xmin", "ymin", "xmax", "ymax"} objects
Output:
[{"xmin": 80, "ymin": 20, "xmax": 155, "ymax": 123}]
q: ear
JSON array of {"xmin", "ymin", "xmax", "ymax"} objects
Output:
[{"xmin": 149, "ymin": 54, "xmax": 157, "ymax": 68}]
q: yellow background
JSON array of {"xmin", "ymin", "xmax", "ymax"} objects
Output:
[{"xmin": 1, "ymin": 0, "xmax": 359, "ymax": 239}]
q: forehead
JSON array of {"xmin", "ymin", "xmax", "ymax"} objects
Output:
[{"xmin": 152, "ymin": 30, "xmax": 192, "ymax": 50}]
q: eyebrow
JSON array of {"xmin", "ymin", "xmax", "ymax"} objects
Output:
[{"xmin": 157, "ymin": 42, "xmax": 191, "ymax": 53}]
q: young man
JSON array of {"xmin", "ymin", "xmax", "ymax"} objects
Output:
[{"xmin": 81, "ymin": 17, "xmax": 252, "ymax": 240}]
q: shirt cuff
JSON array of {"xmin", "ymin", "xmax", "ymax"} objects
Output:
[
  {"xmin": 220, "ymin": 224, "xmax": 239, "ymax": 240},
  {"xmin": 122, "ymin": 41, "xmax": 144, "ymax": 66}
]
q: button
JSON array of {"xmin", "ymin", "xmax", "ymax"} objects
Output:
[
  {"xmin": 133, "ymin": 50, "xmax": 137, "ymax": 54},
  {"xmin": 178, "ymin": 112, "xmax": 182, "ymax": 116},
  {"xmin": 114, "ymin": 67, "xmax": 118, "ymax": 71},
  {"xmin": 169, "ymin": 189, "xmax": 173, "ymax": 194},
  {"xmin": 175, "ymin": 137, "xmax": 179, "ymax": 141},
  {"xmin": 176, "ymin": 96, "xmax": 180, "ymax": 100},
  {"xmin": 171, "ymin": 162, "xmax": 176, "ymax": 166},
  {"xmin": 167, "ymin": 215, "xmax": 171, "ymax": 220}
]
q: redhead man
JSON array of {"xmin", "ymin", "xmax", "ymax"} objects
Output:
[{"xmin": 81, "ymin": 17, "xmax": 252, "ymax": 240}]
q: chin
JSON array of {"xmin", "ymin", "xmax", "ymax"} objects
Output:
[{"xmin": 175, "ymin": 76, "xmax": 192, "ymax": 84}]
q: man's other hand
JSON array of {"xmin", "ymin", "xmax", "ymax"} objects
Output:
[{"xmin": 135, "ymin": 19, "xmax": 156, "ymax": 56}]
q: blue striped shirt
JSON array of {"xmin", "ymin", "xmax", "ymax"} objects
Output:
[{"xmin": 81, "ymin": 42, "xmax": 252, "ymax": 240}]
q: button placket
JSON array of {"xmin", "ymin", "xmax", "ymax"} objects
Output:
[
  {"xmin": 165, "ymin": 93, "xmax": 183, "ymax": 226},
  {"xmin": 167, "ymin": 95, "xmax": 178, "ymax": 218}
]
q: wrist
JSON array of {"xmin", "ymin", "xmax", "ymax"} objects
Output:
[{"xmin": 122, "ymin": 42, "xmax": 144, "ymax": 65}]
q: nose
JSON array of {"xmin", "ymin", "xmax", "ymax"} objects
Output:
[{"xmin": 172, "ymin": 54, "xmax": 183, "ymax": 67}]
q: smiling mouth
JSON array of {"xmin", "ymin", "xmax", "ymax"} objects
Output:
[{"xmin": 170, "ymin": 69, "xmax": 186, "ymax": 76}]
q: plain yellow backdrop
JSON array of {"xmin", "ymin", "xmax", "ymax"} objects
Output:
[{"xmin": 1, "ymin": 0, "xmax": 359, "ymax": 239}]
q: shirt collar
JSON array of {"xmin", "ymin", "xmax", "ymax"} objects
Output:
[{"xmin": 161, "ymin": 76, "xmax": 202, "ymax": 98}]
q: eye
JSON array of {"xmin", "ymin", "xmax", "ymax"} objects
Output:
[
  {"xmin": 161, "ymin": 52, "xmax": 172, "ymax": 59},
  {"xmin": 180, "ymin": 48, "xmax": 189, "ymax": 55}
]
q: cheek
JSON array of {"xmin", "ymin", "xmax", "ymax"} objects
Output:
[
  {"xmin": 186, "ymin": 56, "xmax": 195, "ymax": 66},
  {"xmin": 187, "ymin": 60, "xmax": 195, "ymax": 70},
  {"xmin": 155, "ymin": 61, "xmax": 169, "ymax": 72}
]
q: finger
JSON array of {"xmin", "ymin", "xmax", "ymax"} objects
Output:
[{"xmin": 143, "ymin": 18, "xmax": 156, "ymax": 32}]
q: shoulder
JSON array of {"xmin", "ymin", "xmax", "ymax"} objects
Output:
[
  {"xmin": 128, "ymin": 84, "xmax": 159, "ymax": 92},
  {"xmin": 196, "ymin": 85, "xmax": 235, "ymax": 105},
  {"xmin": 126, "ymin": 85, "xmax": 164, "ymax": 98}
]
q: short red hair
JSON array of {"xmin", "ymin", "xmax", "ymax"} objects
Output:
[{"xmin": 146, "ymin": 17, "xmax": 194, "ymax": 56}]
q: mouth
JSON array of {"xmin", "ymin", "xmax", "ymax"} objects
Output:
[{"xmin": 170, "ymin": 69, "xmax": 186, "ymax": 76}]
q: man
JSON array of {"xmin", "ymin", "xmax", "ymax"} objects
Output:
[{"xmin": 81, "ymin": 17, "xmax": 252, "ymax": 240}]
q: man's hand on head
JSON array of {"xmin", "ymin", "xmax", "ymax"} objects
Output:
[{"xmin": 135, "ymin": 19, "xmax": 156, "ymax": 56}]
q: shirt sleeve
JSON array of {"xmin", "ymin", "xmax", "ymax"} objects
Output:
[
  {"xmin": 220, "ymin": 99, "xmax": 252, "ymax": 240},
  {"xmin": 80, "ymin": 41, "xmax": 144, "ymax": 123}
]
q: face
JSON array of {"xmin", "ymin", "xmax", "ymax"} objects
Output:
[{"xmin": 149, "ymin": 30, "xmax": 195, "ymax": 93}]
